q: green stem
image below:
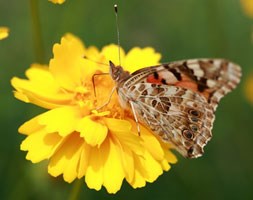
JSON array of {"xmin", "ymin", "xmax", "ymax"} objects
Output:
[
  {"xmin": 29, "ymin": 0, "xmax": 45, "ymax": 63},
  {"xmin": 68, "ymin": 179, "xmax": 83, "ymax": 200}
]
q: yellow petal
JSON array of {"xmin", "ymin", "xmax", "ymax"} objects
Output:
[
  {"xmin": 0, "ymin": 27, "xmax": 9, "ymax": 40},
  {"xmin": 128, "ymin": 119, "xmax": 164, "ymax": 160},
  {"xmin": 85, "ymin": 145, "xmax": 104, "ymax": 191},
  {"xmin": 18, "ymin": 115, "xmax": 43, "ymax": 135},
  {"xmin": 25, "ymin": 64, "xmax": 53, "ymax": 81},
  {"xmin": 21, "ymin": 131, "xmax": 63, "ymax": 163},
  {"xmin": 163, "ymin": 146, "xmax": 178, "ymax": 164},
  {"xmin": 48, "ymin": 0, "xmax": 65, "ymax": 4},
  {"xmin": 105, "ymin": 118, "xmax": 144, "ymax": 155},
  {"xmin": 113, "ymin": 137, "xmax": 135, "ymax": 182},
  {"xmin": 140, "ymin": 128, "xmax": 165, "ymax": 161},
  {"xmin": 11, "ymin": 65, "xmax": 72, "ymax": 109},
  {"xmin": 11, "ymin": 83, "xmax": 71, "ymax": 109},
  {"xmin": 76, "ymin": 117, "xmax": 108, "ymax": 146},
  {"xmin": 104, "ymin": 118, "xmax": 142, "ymax": 182},
  {"xmin": 49, "ymin": 34, "xmax": 93, "ymax": 91},
  {"xmin": 241, "ymin": 0, "xmax": 253, "ymax": 18},
  {"xmin": 128, "ymin": 155, "xmax": 146, "ymax": 188},
  {"xmin": 103, "ymin": 138, "xmax": 125, "ymax": 193},
  {"xmin": 38, "ymin": 107, "xmax": 81, "ymax": 136},
  {"xmin": 160, "ymin": 159, "xmax": 171, "ymax": 171},
  {"xmin": 124, "ymin": 47, "xmax": 161, "ymax": 73},
  {"xmin": 244, "ymin": 73, "xmax": 253, "ymax": 104},
  {"xmin": 12, "ymin": 77, "xmax": 71, "ymax": 109},
  {"xmin": 48, "ymin": 132, "xmax": 84, "ymax": 182},
  {"xmin": 104, "ymin": 117, "xmax": 132, "ymax": 131},
  {"xmin": 141, "ymin": 152, "xmax": 164, "ymax": 182},
  {"xmin": 85, "ymin": 45, "xmax": 100, "ymax": 60},
  {"xmin": 100, "ymin": 44, "xmax": 125, "ymax": 66},
  {"xmin": 129, "ymin": 151, "xmax": 163, "ymax": 188},
  {"xmin": 12, "ymin": 91, "xmax": 30, "ymax": 103},
  {"xmin": 77, "ymin": 143, "xmax": 91, "ymax": 178},
  {"xmin": 159, "ymin": 147, "xmax": 177, "ymax": 171}
]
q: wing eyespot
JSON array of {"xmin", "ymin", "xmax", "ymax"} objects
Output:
[
  {"xmin": 189, "ymin": 109, "xmax": 200, "ymax": 117},
  {"xmin": 188, "ymin": 146, "xmax": 194, "ymax": 156},
  {"xmin": 190, "ymin": 117, "xmax": 199, "ymax": 123},
  {"xmin": 190, "ymin": 124, "xmax": 198, "ymax": 132},
  {"xmin": 182, "ymin": 129, "xmax": 194, "ymax": 140}
]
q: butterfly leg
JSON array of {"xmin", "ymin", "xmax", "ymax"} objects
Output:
[
  {"xmin": 96, "ymin": 87, "xmax": 116, "ymax": 110},
  {"xmin": 129, "ymin": 100, "xmax": 141, "ymax": 136}
]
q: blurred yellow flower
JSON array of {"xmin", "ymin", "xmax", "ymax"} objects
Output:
[
  {"xmin": 0, "ymin": 27, "xmax": 9, "ymax": 40},
  {"xmin": 244, "ymin": 72, "xmax": 253, "ymax": 104},
  {"xmin": 49, "ymin": 0, "xmax": 65, "ymax": 4},
  {"xmin": 241, "ymin": 0, "xmax": 253, "ymax": 18},
  {"xmin": 11, "ymin": 33, "xmax": 177, "ymax": 193}
]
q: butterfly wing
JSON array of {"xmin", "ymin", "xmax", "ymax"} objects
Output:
[
  {"xmin": 124, "ymin": 59, "xmax": 241, "ymax": 110},
  {"xmin": 118, "ymin": 59, "xmax": 241, "ymax": 158},
  {"xmin": 123, "ymin": 83, "xmax": 214, "ymax": 158}
]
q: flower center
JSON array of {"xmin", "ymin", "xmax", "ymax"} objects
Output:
[
  {"xmin": 72, "ymin": 77, "xmax": 127, "ymax": 119},
  {"xmin": 73, "ymin": 85, "xmax": 95, "ymax": 109},
  {"xmin": 75, "ymin": 86, "xmax": 89, "ymax": 99}
]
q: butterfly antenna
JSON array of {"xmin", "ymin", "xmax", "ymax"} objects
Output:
[
  {"xmin": 114, "ymin": 4, "xmax": 121, "ymax": 66},
  {"xmin": 83, "ymin": 55, "xmax": 109, "ymax": 67},
  {"xmin": 83, "ymin": 56, "xmax": 109, "ymax": 97}
]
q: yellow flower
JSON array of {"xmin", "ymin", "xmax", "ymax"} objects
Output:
[
  {"xmin": 11, "ymin": 33, "xmax": 177, "ymax": 193},
  {"xmin": 49, "ymin": 0, "xmax": 65, "ymax": 4},
  {"xmin": 0, "ymin": 26, "xmax": 9, "ymax": 40},
  {"xmin": 241, "ymin": 0, "xmax": 253, "ymax": 18},
  {"xmin": 244, "ymin": 72, "xmax": 253, "ymax": 104}
]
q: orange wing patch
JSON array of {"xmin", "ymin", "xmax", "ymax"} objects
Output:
[{"xmin": 147, "ymin": 72, "xmax": 211, "ymax": 100}]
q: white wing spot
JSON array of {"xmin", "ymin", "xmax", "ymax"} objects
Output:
[{"xmin": 207, "ymin": 79, "xmax": 216, "ymax": 87}]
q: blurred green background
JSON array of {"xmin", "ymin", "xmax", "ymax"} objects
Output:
[{"xmin": 1, "ymin": 0, "xmax": 253, "ymax": 199}]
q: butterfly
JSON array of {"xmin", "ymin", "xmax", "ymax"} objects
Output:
[{"xmin": 109, "ymin": 59, "xmax": 241, "ymax": 158}]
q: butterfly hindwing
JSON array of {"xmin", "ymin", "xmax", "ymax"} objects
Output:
[{"xmin": 126, "ymin": 83, "xmax": 214, "ymax": 158}]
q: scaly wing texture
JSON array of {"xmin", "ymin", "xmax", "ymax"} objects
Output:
[
  {"xmin": 118, "ymin": 59, "xmax": 241, "ymax": 158},
  {"xmin": 123, "ymin": 83, "xmax": 214, "ymax": 158},
  {"xmin": 125, "ymin": 59, "xmax": 241, "ymax": 110}
]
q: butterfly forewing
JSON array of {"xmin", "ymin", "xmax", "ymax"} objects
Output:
[
  {"xmin": 109, "ymin": 59, "xmax": 241, "ymax": 158},
  {"xmin": 124, "ymin": 59, "xmax": 241, "ymax": 108}
]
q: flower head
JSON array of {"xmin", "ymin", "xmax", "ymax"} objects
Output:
[
  {"xmin": 241, "ymin": 0, "xmax": 253, "ymax": 18},
  {"xmin": 49, "ymin": 0, "xmax": 65, "ymax": 4},
  {"xmin": 11, "ymin": 33, "xmax": 177, "ymax": 193},
  {"xmin": 0, "ymin": 26, "xmax": 9, "ymax": 40},
  {"xmin": 244, "ymin": 72, "xmax": 253, "ymax": 105}
]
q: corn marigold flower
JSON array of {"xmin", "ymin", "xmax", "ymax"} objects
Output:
[
  {"xmin": 49, "ymin": 0, "xmax": 65, "ymax": 4},
  {"xmin": 244, "ymin": 72, "xmax": 253, "ymax": 105},
  {"xmin": 0, "ymin": 26, "xmax": 9, "ymax": 40},
  {"xmin": 11, "ymin": 33, "xmax": 177, "ymax": 193},
  {"xmin": 240, "ymin": 0, "xmax": 253, "ymax": 18}
]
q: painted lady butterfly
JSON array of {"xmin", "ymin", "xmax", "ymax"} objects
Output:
[{"xmin": 109, "ymin": 59, "xmax": 241, "ymax": 158}]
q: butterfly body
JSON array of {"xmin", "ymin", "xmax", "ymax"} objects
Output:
[{"xmin": 109, "ymin": 59, "xmax": 241, "ymax": 158}]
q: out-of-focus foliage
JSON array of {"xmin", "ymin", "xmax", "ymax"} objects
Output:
[{"xmin": 0, "ymin": 0, "xmax": 252, "ymax": 199}]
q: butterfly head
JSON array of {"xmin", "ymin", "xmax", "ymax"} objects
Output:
[{"xmin": 109, "ymin": 61, "xmax": 130, "ymax": 84}]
